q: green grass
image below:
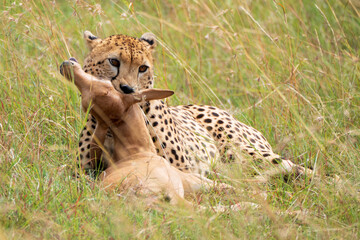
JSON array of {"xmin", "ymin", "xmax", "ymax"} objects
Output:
[{"xmin": 0, "ymin": 0, "xmax": 359, "ymax": 239}]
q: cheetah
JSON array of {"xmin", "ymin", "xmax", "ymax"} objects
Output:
[
  {"xmin": 77, "ymin": 30, "xmax": 314, "ymax": 180},
  {"xmin": 61, "ymin": 58, "xmax": 254, "ymax": 211}
]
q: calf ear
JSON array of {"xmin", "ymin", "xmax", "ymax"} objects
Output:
[
  {"xmin": 126, "ymin": 89, "xmax": 174, "ymax": 106},
  {"xmin": 84, "ymin": 31, "xmax": 102, "ymax": 50},
  {"xmin": 139, "ymin": 32, "xmax": 157, "ymax": 51},
  {"xmin": 138, "ymin": 89, "xmax": 174, "ymax": 101}
]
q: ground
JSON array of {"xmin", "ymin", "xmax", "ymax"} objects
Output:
[{"xmin": 0, "ymin": 0, "xmax": 359, "ymax": 239}]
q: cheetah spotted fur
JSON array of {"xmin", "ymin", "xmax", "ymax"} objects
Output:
[{"xmin": 77, "ymin": 31, "xmax": 300, "ymax": 178}]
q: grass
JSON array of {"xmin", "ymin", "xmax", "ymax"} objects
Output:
[{"xmin": 0, "ymin": 0, "xmax": 359, "ymax": 239}]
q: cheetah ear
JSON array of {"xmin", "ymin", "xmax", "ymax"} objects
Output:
[
  {"xmin": 139, "ymin": 32, "xmax": 157, "ymax": 51},
  {"xmin": 83, "ymin": 31, "xmax": 102, "ymax": 50}
]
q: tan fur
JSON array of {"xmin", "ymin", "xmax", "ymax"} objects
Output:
[
  {"xmin": 60, "ymin": 59, "xmax": 250, "ymax": 210},
  {"xmin": 77, "ymin": 31, "xmax": 331, "ymax": 183},
  {"xmin": 78, "ymin": 31, "xmax": 217, "ymax": 175}
]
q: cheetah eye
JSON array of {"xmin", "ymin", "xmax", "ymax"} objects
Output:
[
  {"xmin": 109, "ymin": 58, "xmax": 120, "ymax": 67},
  {"xmin": 139, "ymin": 65, "xmax": 148, "ymax": 73}
]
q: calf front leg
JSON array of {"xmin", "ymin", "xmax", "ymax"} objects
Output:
[
  {"xmin": 60, "ymin": 58, "xmax": 115, "ymax": 171},
  {"xmin": 60, "ymin": 58, "xmax": 93, "ymax": 92}
]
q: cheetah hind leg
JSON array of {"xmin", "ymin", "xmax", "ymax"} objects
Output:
[
  {"xmin": 254, "ymin": 159, "xmax": 341, "ymax": 184},
  {"xmin": 252, "ymin": 160, "xmax": 315, "ymax": 183}
]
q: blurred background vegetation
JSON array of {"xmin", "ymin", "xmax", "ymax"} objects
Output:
[{"xmin": 0, "ymin": 0, "xmax": 359, "ymax": 239}]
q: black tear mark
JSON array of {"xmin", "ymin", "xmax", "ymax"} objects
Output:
[{"xmin": 111, "ymin": 67, "xmax": 119, "ymax": 81}]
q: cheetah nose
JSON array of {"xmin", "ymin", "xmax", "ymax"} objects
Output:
[{"xmin": 120, "ymin": 84, "xmax": 135, "ymax": 94}]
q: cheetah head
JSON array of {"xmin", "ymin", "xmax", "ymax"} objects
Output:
[{"xmin": 83, "ymin": 31, "xmax": 157, "ymax": 93}]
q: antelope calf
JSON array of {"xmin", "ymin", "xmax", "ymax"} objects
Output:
[{"xmin": 60, "ymin": 58, "xmax": 248, "ymax": 210}]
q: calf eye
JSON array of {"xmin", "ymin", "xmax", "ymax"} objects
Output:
[
  {"xmin": 139, "ymin": 65, "xmax": 148, "ymax": 73},
  {"xmin": 109, "ymin": 58, "xmax": 120, "ymax": 67}
]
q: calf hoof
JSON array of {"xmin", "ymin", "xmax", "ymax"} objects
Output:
[
  {"xmin": 60, "ymin": 60, "xmax": 74, "ymax": 76},
  {"xmin": 60, "ymin": 58, "xmax": 79, "ymax": 78},
  {"xmin": 69, "ymin": 57, "xmax": 78, "ymax": 63}
]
